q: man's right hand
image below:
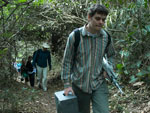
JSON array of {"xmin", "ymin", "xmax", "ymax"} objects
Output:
[{"xmin": 64, "ymin": 87, "xmax": 74, "ymax": 96}]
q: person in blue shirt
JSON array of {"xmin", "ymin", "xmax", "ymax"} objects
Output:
[{"xmin": 32, "ymin": 43, "xmax": 52, "ymax": 91}]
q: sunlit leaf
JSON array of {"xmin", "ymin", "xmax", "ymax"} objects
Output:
[
  {"xmin": 116, "ymin": 64, "xmax": 124, "ymax": 70},
  {"xmin": 145, "ymin": 25, "xmax": 150, "ymax": 32},
  {"xmin": 129, "ymin": 75, "xmax": 138, "ymax": 83},
  {"xmin": 142, "ymin": 28, "xmax": 147, "ymax": 35},
  {"xmin": 119, "ymin": 50, "xmax": 130, "ymax": 57},
  {"xmin": 124, "ymin": 70, "xmax": 128, "ymax": 74},
  {"xmin": 128, "ymin": 31, "xmax": 135, "ymax": 37},
  {"xmin": 137, "ymin": 0, "xmax": 145, "ymax": 5},
  {"xmin": 136, "ymin": 60, "xmax": 142, "ymax": 68},
  {"xmin": 18, "ymin": 0, "xmax": 27, "ymax": 3},
  {"xmin": 144, "ymin": 0, "xmax": 148, "ymax": 8},
  {"xmin": 144, "ymin": 52, "xmax": 150, "ymax": 59},
  {"xmin": 0, "ymin": 48, "xmax": 8, "ymax": 56},
  {"xmin": 22, "ymin": 87, "xmax": 28, "ymax": 90},
  {"xmin": 136, "ymin": 70, "xmax": 149, "ymax": 76},
  {"xmin": 147, "ymin": 66, "xmax": 150, "ymax": 71}
]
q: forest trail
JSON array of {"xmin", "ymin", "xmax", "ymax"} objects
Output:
[
  {"xmin": 0, "ymin": 71, "xmax": 63, "ymax": 113},
  {"xmin": 17, "ymin": 73, "xmax": 63, "ymax": 113},
  {"xmin": 1, "ymin": 72, "xmax": 150, "ymax": 113},
  {"xmin": 17, "ymin": 76, "xmax": 150, "ymax": 113}
]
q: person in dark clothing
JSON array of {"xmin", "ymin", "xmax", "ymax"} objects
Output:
[
  {"xmin": 21, "ymin": 58, "xmax": 28, "ymax": 83},
  {"xmin": 32, "ymin": 43, "xmax": 52, "ymax": 91},
  {"xmin": 26, "ymin": 56, "xmax": 35, "ymax": 87}
]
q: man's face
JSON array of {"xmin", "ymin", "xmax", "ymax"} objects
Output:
[
  {"xmin": 88, "ymin": 13, "xmax": 107, "ymax": 32},
  {"xmin": 43, "ymin": 48, "xmax": 48, "ymax": 51}
]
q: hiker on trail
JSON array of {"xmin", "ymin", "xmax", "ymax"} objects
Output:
[
  {"xmin": 26, "ymin": 56, "xmax": 35, "ymax": 87},
  {"xmin": 13, "ymin": 61, "xmax": 21, "ymax": 72},
  {"xmin": 61, "ymin": 4, "xmax": 115, "ymax": 113},
  {"xmin": 32, "ymin": 43, "xmax": 52, "ymax": 92},
  {"xmin": 21, "ymin": 58, "xmax": 28, "ymax": 83}
]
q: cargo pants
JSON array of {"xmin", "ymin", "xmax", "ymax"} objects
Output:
[{"xmin": 72, "ymin": 81, "xmax": 109, "ymax": 113}]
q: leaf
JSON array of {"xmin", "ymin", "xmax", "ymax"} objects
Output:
[
  {"xmin": 0, "ymin": 48, "xmax": 8, "ymax": 56},
  {"xmin": 104, "ymin": 3, "xmax": 109, "ymax": 8},
  {"xmin": 14, "ymin": 0, "xmax": 27, "ymax": 3},
  {"xmin": 1, "ymin": 32, "xmax": 13, "ymax": 38},
  {"xmin": 144, "ymin": 0, "xmax": 148, "ymax": 8},
  {"xmin": 116, "ymin": 64, "xmax": 123, "ymax": 70},
  {"xmin": 119, "ymin": 50, "xmax": 129, "ymax": 57},
  {"xmin": 133, "ymin": 81, "xmax": 144, "ymax": 86},
  {"xmin": 22, "ymin": 87, "xmax": 27, "ymax": 90},
  {"xmin": 136, "ymin": 60, "xmax": 142, "ymax": 68},
  {"xmin": 124, "ymin": 70, "xmax": 129, "ymax": 74},
  {"xmin": 137, "ymin": 0, "xmax": 145, "ymax": 5},
  {"xmin": 128, "ymin": 31, "xmax": 135, "ymax": 37},
  {"xmin": 18, "ymin": 0, "xmax": 27, "ymax": 2},
  {"xmin": 142, "ymin": 28, "xmax": 147, "ymax": 36},
  {"xmin": 128, "ymin": 2, "xmax": 136, "ymax": 8},
  {"xmin": 147, "ymin": 66, "xmax": 150, "ymax": 71},
  {"xmin": 136, "ymin": 70, "xmax": 149, "ymax": 77},
  {"xmin": 129, "ymin": 75, "xmax": 138, "ymax": 83},
  {"xmin": 31, "ymin": 89, "xmax": 35, "ymax": 93},
  {"xmin": 144, "ymin": 52, "xmax": 150, "ymax": 59},
  {"xmin": 145, "ymin": 25, "xmax": 150, "ymax": 32}
]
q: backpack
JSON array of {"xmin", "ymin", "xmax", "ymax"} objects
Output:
[{"xmin": 73, "ymin": 28, "xmax": 111, "ymax": 59}]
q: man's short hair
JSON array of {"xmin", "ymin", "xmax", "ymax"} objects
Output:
[{"xmin": 88, "ymin": 4, "xmax": 109, "ymax": 17}]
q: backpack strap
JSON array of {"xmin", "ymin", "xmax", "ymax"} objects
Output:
[
  {"xmin": 74, "ymin": 28, "xmax": 80, "ymax": 54},
  {"xmin": 71, "ymin": 28, "xmax": 80, "ymax": 66},
  {"xmin": 104, "ymin": 30, "xmax": 111, "ymax": 55}
]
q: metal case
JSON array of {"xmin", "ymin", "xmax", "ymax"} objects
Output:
[{"xmin": 54, "ymin": 90, "xmax": 79, "ymax": 113}]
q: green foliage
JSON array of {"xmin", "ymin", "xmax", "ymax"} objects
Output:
[
  {"xmin": 0, "ymin": 77, "xmax": 40, "ymax": 113},
  {"xmin": 0, "ymin": 48, "xmax": 8, "ymax": 59},
  {"xmin": 107, "ymin": 1, "xmax": 150, "ymax": 84}
]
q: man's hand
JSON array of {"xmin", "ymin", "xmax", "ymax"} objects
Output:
[
  {"xmin": 64, "ymin": 87, "xmax": 74, "ymax": 96},
  {"xmin": 103, "ymin": 71, "xmax": 109, "ymax": 79},
  {"xmin": 103, "ymin": 70, "xmax": 116, "ymax": 80}
]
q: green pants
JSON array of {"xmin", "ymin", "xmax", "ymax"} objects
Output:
[{"xmin": 72, "ymin": 81, "xmax": 109, "ymax": 113}]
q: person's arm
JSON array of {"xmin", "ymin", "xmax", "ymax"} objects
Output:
[
  {"xmin": 48, "ymin": 51, "xmax": 51, "ymax": 70},
  {"xmin": 61, "ymin": 32, "xmax": 75, "ymax": 95}
]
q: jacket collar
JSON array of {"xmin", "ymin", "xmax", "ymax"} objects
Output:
[{"xmin": 81, "ymin": 25, "xmax": 104, "ymax": 38}]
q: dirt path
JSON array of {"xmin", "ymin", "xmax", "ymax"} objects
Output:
[
  {"xmin": 24, "ymin": 78, "xmax": 63, "ymax": 113},
  {"xmin": 1, "ymin": 74, "xmax": 150, "ymax": 113},
  {"xmin": 39, "ymin": 81, "xmax": 63, "ymax": 113},
  {"xmin": 1, "ymin": 73, "xmax": 63, "ymax": 113}
]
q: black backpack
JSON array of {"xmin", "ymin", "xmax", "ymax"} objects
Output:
[{"xmin": 73, "ymin": 28, "xmax": 111, "ymax": 59}]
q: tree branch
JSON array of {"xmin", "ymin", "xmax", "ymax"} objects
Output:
[
  {"xmin": 9, "ymin": 4, "xmax": 30, "ymax": 33},
  {"xmin": 6, "ymin": 5, "xmax": 19, "ymax": 22}
]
